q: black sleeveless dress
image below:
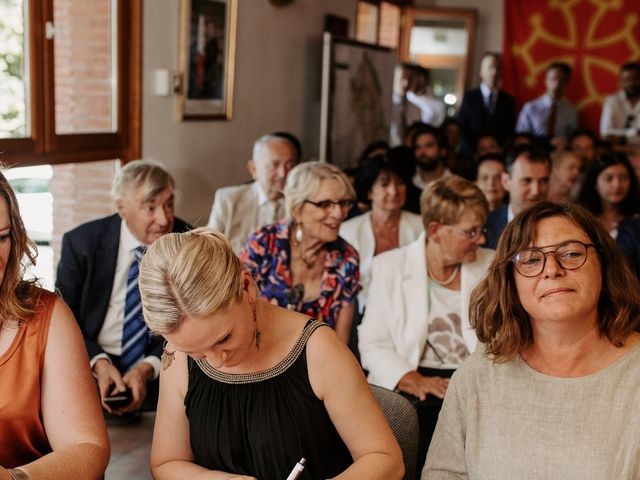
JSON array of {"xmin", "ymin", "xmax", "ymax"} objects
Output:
[{"xmin": 185, "ymin": 320, "xmax": 353, "ymax": 479}]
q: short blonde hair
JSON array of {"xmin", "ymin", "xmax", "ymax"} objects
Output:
[
  {"xmin": 111, "ymin": 159, "xmax": 175, "ymax": 203},
  {"xmin": 420, "ymin": 175, "xmax": 488, "ymax": 237},
  {"xmin": 283, "ymin": 161, "xmax": 355, "ymax": 220},
  {"xmin": 138, "ymin": 227, "xmax": 243, "ymax": 335}
]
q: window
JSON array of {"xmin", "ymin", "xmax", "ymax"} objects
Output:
[
  {"xmin": 0, "ymin": 0, "xmax": 141, "ymax": 166},
  {"xmin": 355, "ymin": 1, "xmax": 403, "ymax": 49}
]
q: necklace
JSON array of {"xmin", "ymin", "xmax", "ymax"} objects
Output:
[{"xmin": 427, "ymin": 264, "xmax": 460, "ymax": 287}]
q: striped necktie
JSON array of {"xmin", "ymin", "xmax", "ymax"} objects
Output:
[{"xmin": 121, "ymin": 246, "xmax": 147, "ymax": 372}]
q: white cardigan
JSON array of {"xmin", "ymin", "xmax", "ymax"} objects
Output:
[
  {"xmin": 339, "ymin": 210, "xmax": 423, "ymax": 312},
  {"xmin": 358, "ymin": 233, "xmax": 495, "ymax": 390}
]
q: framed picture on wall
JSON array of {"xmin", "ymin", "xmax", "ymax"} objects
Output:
[{"xmin": 178, "ymin": 0, "xmax": 237, "ymax": 120}]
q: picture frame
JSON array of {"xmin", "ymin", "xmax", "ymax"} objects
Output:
[{"xmin": 178, "ymin": 0, "xmax": 237, "ymax": 120}]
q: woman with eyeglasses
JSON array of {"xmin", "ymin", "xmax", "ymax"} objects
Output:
[
  {"xmin": 423, "ymin": 201, "xmax": 640, "ymax": 479},
  {"xmin": 358, "ymin": 175, "xmax": 494, "ymax": 474},
  {"xmin": 240, "ymin": 162, "xmax": 360, "ymax": 344}
]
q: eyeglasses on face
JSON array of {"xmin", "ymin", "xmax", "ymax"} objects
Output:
[
  {"xmin": 304, "ymin": 198, "xmax": 354, "ymax": 211},
  {"xmin": 446, "ymin": 225, "xmax": 487, "ymax": 241},
  {"xmin": 511, "ymin": 240, "xmax": 595, "ymax": 277}
]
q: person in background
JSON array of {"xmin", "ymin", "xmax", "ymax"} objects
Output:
[
  {"xmin": 56, "ymin": 159, "xmax": 191, "ymax": 415},
  {"xmin": 138, "ymin": 228, "xmax": 403, "ymax": 480},
  {"xmin": 411, "ymin": 124, "xmax": 451, "ymax": 191},
  {"xmin": 548, "ymin": 150, "xmax": 582, "ymax": 202},
  {"xmin": 406, "ymin": 66, "xmax": 446, "ymax": 127},
  {"xmin": 600, "ymin": 61, "xmax": 640, "ymax": 145},
  {"xmin": 458, "ymin": 52, "xmax": 517, "ymax": 157},
  {"xmin": 484, "ymin": 144, "xmax": 552, "ymax": 249},
  {"xmin": 577, "ymin": 153, "xmax": 640, "ymax": 237},
  {"xmin": 207, "ymin": 133, "xmax": 299, "ymax": 252},
  {"xmin": 475, "ymin": 133, "xmax": 503, "ymax": 156},
  {"xmin": 0, "ymin": 169, "xmax": 110, "ymax": 479},
  {"xmin": 424, "ymin": 201, "xmax": 640, "ymax": 479},
  {"xmin": 568, "ymin": 128, "xmax": 597, "ymax": 170},
  {"xmin": 359, "ymin": 176, "xmax": 494, "ymax": 476},
  {"xmin": 475, "ymin": 153, "xmax": 507, "ymax": 212},
  {"xmin": 240, "ymin": 162, "xmax": 360, "ymax": 344},
  {"xmin": 341, "ymin": 153, "xmax": 423, "ymax": 313},
  {"xmin": 516, "ymin": 62, "xmax": 578, "ymax": 149}
]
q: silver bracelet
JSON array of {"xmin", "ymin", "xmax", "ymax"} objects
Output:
[{"xmin": 7, "ymin": 469, "xmax": 30, "ymax": 480}]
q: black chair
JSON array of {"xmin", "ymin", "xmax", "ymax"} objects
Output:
[{"xmin": 370, "ymin": 384, "xmax": 420, "ymax": 480}]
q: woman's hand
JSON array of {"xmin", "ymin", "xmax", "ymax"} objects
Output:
[{"xmin": 397, "ymin": 371, "xmax": 449, "ymax": 401}]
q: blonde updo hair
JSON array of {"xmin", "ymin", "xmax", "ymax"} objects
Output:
[
  {"xmin": 138, "ymin": 227, "xmax": 243, "ymax": 335},
  {"xmin": 283, "ymin": 161, "xmax": 355, "ymax": 221},
  {"xmin": 420, "ymin": 175, "xmax": 489, "ymax": 238}
]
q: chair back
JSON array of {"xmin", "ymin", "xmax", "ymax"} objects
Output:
[{"xmin": 370, "ymin": 384, "xmax": 419, "ymax": 480}]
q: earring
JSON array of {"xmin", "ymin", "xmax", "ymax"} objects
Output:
[
  {"xmin": 252, "ymin": 299, "xmax": 262, "ymax": 351},
  {"xmin": 294, "ymin": 223, "xmax": 303, "ymax": 244},
  {"xmin": 161, "ymin": 341, "xmax": 175, "ymax": 370}
]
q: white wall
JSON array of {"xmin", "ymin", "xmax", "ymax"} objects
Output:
[
  {"xmin": 415, "ymin": 0, "xmax": 504, "ymax": 85},
  {"xmin": 142, "ymin": 0, "xmax": 357, "ymax": 226}
]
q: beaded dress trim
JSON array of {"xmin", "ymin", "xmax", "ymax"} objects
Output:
[{"xmin": 194, "ymin": 320, "xmax": 326, "ymax": 384}]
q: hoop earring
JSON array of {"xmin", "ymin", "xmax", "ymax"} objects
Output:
[{"xmin": 161, "ymin": 341, "xmax": 175, "ymax": 370}]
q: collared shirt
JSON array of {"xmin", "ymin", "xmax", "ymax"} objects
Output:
[
  {"xmin": 255, "ymin": 182, "xmax": 284, "ymax": 229},
  {"xmin": 406, "ymin": 91, "xmax": 446, "ymax": 127},
  {"xmin": 516, "ymin": 94, "xmax": 578, "ymax": 138},
  {"xmin": 600, "ymin": 90, "xmax": 640, "ymax": 144},
  {"xmin": 91, "ymin": 220, "xmax": 160, "ymax": 378},
  {"xmin": 507, "ymin": 203, "xmax": 516, "ymax": 224},
  {"xmin": 479, "ymin": 82, "xmax": 495, "ymax": 112},
  {"xmin": 413, "ymin": 167, "xmax": 452, "ymax": 191}
]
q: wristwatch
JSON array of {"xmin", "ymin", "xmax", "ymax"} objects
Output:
[{"xmin": 8, "ymin": 469, "xmax": 30, "ymax": 480}]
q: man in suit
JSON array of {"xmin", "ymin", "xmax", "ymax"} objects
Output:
[
  {"xmin": 458, "ymin": 52, "xmax": 517, "ymax": 157},
  {"xmin": 484, "ymin": 144, "xmax": 551, "ymax": 249},
  {"xmin": 207, "ymin": 133, "xmax": 299, "ymax": 252},
  {"xmin": 56, "ymin": 160, "xmax": 191, "ymax": 414}
]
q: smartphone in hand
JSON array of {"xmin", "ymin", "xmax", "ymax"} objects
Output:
[{"xmin": 104, "ymin": 389, "xmax": 133, "ymax": 410}]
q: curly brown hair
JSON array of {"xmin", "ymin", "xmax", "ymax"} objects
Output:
[{"xmin": 470, "ymin": 201, "xmax": 640, "ymax": 361}]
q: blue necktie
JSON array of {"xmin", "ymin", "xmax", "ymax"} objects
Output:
[{"xmin": 121, "ymin": 246, "xmax": 147, "ymax": 372}]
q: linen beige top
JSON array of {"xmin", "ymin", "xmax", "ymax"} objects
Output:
[{"xmin": 423, "ymin": 343, "xmax": 640, "ymax": 479}]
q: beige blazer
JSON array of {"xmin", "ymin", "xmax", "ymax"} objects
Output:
[
  {"xmin": 339, "ymin": 210, "xmax": 423, "ymax": 312},
  {"xmin": 358, "ymin": 233, "xmax": 495, "ymax": 390},
  {"xmin": 208, "ymin": 182, "xmax": 283, "ymax": 253}
]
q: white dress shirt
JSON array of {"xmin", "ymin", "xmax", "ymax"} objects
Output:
[
  {"xmin": 600, "ymin": 91, "xmax": 640, "ymax": 144},
  {"xmin": 91, "ymin": 220, "xmax": 160, "ymax": 378}
]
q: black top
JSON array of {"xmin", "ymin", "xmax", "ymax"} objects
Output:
[{"xmin": 185, "ymin": 320, "xmax": 353, "ymax": 479}]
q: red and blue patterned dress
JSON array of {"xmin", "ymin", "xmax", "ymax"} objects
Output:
[{"xmin": 239, "ymin": 220, "xmax": 360, "ymax": 328}]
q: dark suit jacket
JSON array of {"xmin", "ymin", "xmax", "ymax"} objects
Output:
[
  {"xmin": 483, "ymin": 206, "xmax": 508, "ymax": 250},
  {"xmin": 458, "ymin": 87, "xmax": 517, "ymax": 157},
  {"xmin": 56, "ymin": 214, "xmax": 191, "ymax": 361},
  {"xmin": 617, "ymin": 217, "xmax": 640, "ymax": 279}
]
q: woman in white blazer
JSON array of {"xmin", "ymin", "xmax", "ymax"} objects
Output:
[
  {"xmin": 340, "ymin": 153, "xmax": 423, "ymax": 313},
  {"xmin": 358, "ymin": 176, "xmax": 495, "ymax": 473}
]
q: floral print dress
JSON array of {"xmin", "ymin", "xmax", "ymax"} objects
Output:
[{"xmin": 239, "ymin": 220, "xmax": 360, "ymax": 328}]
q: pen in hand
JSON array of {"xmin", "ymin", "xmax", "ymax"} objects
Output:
[{"xmin": 285, "ymin": 457, "xmax": 306, "ymax": 480}]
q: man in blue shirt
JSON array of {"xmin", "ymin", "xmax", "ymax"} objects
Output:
[{"xmin": 516, "ymin": 62, "xmax": 578, "ymax": 149}]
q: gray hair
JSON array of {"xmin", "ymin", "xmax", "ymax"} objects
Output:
[
  {"xmin": 138, "ymin": 227, "xmax": 243, "ymax": 335},
  {"xmin": 283, "ymin": 161, "xmax": 355, "ymax": 221},
  {"xmin": 252, "ymin": 134, "xmax": 295, "ymax": 161},
  {"xmin": 111, "ymin": 159, "xmax": 175, "ymax": 202}
]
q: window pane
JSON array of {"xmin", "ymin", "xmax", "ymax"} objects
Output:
[
  {"xmin": 379, "ymin": 2, "xmax": 400, "ymax": 49},
  {"xmin": 53, "ymin": 0, "xmax": 116, "ymax": 134},
  {"xmin": 0, "ymin": 0, "xmax": 28, "ymax": 139},
  {"xmin": 356, "ymin": 2, "xmax": 378, "ymax": 44}
]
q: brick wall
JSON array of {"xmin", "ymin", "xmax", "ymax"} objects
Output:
[
  {"xmin": 53, "ymin": 0, "xmax": 113, "ymax": 134},
  {"xmin": 50, "ymin": 160, "xmax": 118, "ymax": 268}
]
